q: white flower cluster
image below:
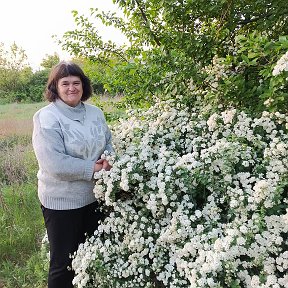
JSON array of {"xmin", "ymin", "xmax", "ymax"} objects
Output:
[
  {"xmin": 72, "ymin": 98, "xmax": 288, "ymax": 288},
  {"xmin": 40, "ymin": 230, "xmax": 50, "ymax": 270},
  {"xmin": 203, "ymin": 56, "xmax": 230, "ymax": 91},
  {"xmin": 272, "ymin": 51, "xmax": 288, "ymax": 76}
]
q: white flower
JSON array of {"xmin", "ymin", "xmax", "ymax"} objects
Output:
[
  {"xmin": 272, "ymin": 51, "xmax": 288, "ymax": 76},
  {"xmin": 221, "ymin": 109, "xmax": 236, "ymax": 124},
  {"xmin": 207, "ymin": 113, "xmax": 218, "ymax": 131},
  {"xmin": 70, "ymin": 98, "xmax": 288, "ymax": 288},
  {"xmin": 264, "ymin": 98, "xmax": 274, "ymax": 107}
]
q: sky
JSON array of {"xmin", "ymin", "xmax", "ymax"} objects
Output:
[{"xmin": 0, "ymin": 0, "xmax": 126, "ymax": 70}]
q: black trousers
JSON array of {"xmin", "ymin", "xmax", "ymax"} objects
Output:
[{"xmin": 41, "ymin": 201, "xmax": 104, "ymax": 288}]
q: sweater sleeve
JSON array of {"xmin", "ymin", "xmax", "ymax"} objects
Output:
[{"xmin": 32, "ymin": 111, "xmax": 95, "ymax": 181}]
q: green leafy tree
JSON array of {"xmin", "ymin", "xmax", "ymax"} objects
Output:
[
  {"xmin": 23, "ymin": 53, "xmax": 62, "ymax": 102},
  {"xmin": 40, "ymin": 53, "xmax": 60, "ymax": 69},
  {"xmin": 0, "ymin": 42, "xmax": 33, "ymax": 102},
  {"xmin": 25, "ymin": 69, "xmax": 49, "ymax": 102},
  {"xmin": 73, "ymin": 57, "xmax": 107, "ymax": 96},
  {"xmin": 59, "ymin": 0, "xmax": 288, "ymax": 111}
]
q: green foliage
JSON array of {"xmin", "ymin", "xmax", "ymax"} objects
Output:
[
  {"xmin": 0, "ymin": 43, "xmax": 55, "ymax": 103},
  {"xmin": 40, "ymin": 53, "xmax": 60, "ymax": 69},
  {"xmin": 0, "ymin": 43, "xmax": 33, "ymax": 103},
  {"xmin": 0, "ymin": 183, "xmax": 41, "ymax": 262},
  {"xmin": 90, "ymin": 95, "xmax": 127, "ymax": 124},
  {"xmin": 0, "ymin": 184, "xmax": 47, "ymax": 287},
  {"xmin": 0, "ymin": 251, "xmax": 47, "ymax": 288},
  {"xmin": 201, "ymin": 34, "xmax": 288, "ymax": 113},
  {"xmin": 24, "ymin": 69, "xmax": 49, "ymax": 102},
  {"xmin": 0, "ymin": 42, "xmax": 30, "ymax": 70},
  {"xmin": 59, "ymin": 0, "xmax": 288, "ymax": 112},
  {"xmin": 0, "ymin": 133, "xmax": 47, "ymax": 287}
]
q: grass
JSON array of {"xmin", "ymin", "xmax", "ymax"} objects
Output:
[
  {"xmin": 0, "ymin": 96, "xmax": 126, "ymax": 138},
  {"xmin": 0, "ymin": 97, "xmax": 125, "ymax": 288},
  {"xmin": 0, "ymin": 184, "xmax": 48, "ymax": 288},
  {"xmin": 0, "ymin": 102, "xmax": 47, "ymax": 138},
  {"xmin": 0, "ymin": 102, "xmax": 47, "ymax": 120},
  {"xmin": 0, "ymin": 136, "xmax": 47, "ymax": 288}
]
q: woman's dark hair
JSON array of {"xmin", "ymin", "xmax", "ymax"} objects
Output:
[{"xmin": 45, "ymin": 61, "xmax": 93, "ymax": 102}]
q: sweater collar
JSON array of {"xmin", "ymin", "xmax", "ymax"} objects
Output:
[{"xmin": 53, "ymin": 98, "xmax": 86, "ymax": 122}]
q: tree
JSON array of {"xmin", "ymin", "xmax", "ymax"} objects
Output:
[
  {"xmin": 24, "ymin": 69, "xmax": 49, "ymax": 102},
  {"xmin": 58, "ymin": 0, "xmax": 288, "ymax": 112},
  {"xmin": 0, "ymin": 42, "xmax": 33, "ymax": 102},
  {"xmin": 40, "ymin": 53, "xmax": 60, "ymax": 69}
]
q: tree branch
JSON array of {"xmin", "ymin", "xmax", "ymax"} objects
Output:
[
  {"xmin": 135, "ymin": 0, "xmax": 162, "ymax": 46},
  {"xmin": 237, "ymin": 9, "xmax": 288, "ymax": 26}
]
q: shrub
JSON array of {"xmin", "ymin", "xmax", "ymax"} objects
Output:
[{"xmin": 71, "ymin": 97, "xmax": 288, "ymax": 288}]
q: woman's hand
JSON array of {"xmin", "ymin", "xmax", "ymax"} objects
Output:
[{"xmin": 94, "ymin": 159, "xmax": 112, "ymax": 172}]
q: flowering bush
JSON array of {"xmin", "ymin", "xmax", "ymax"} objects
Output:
[
  {"xmin": 273, "ymin": 51, "xmax": 288, "ymax": 76},
  {"xmin": 198, "ymin": 36, "xmax": 288, "ymax": 114},
  {"xmin": 71, "ymin": 97, "xmax": 288, "ymax": 288}
]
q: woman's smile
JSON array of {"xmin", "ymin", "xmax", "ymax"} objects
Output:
[{"xmin": 57, "ymin": 75, "xmax": 83, "ymax": 107}]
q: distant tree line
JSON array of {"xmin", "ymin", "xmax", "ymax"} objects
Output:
[
  {"xmin": 0, "ymin": 43, "xmax": 58, "ymax": 103},
  {"xmin": 0, "ymin": 43, "xmax": 107, "ymax": 104},
  {"xmin": 1, "ymin": 0, "xmax": 287, "ymax": 114}
]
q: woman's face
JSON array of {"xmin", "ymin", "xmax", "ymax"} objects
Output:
[{"xmin": 57, "ymin": 75, "xmax": 83, "ymax": 107}]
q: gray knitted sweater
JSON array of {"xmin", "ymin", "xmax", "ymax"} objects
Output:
[{"xmin": 32, "ymin": 99, "xmax": 114, "ymax": 210}]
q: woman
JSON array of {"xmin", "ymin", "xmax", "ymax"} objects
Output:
[{"xmin": 32, "ymin": 61, "xmax": 113, "ymax": 287}]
